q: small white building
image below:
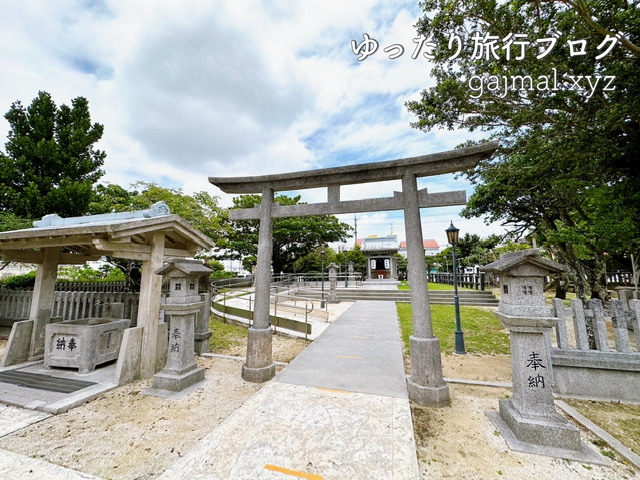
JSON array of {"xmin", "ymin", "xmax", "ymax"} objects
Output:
[
  {"xmin": 0, "ymin": 262, "xmax": 36, "ymax": 279},
  {"xmin": 360, "ymin": 236, "xmax": 400, "ymax": 280}
]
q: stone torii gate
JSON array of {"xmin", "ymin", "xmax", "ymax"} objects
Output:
[{"xmin": 210, "ymin": 141, "xmax": 498, "ymax": 407}]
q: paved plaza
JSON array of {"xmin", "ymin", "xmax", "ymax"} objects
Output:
[{"xmin": 0, "ymin": 299, "xmax": 419, "ymax": 479}]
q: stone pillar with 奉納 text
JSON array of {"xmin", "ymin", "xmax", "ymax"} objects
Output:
[
  {"xmin": 149, "ymin": 259, "xmax": 212, "ymax": 393},
  {"xmin": 482, "ymin": 250, "xmax": 607, "ymax": 464}
]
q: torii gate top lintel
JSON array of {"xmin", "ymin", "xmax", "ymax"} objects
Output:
[
  {"xmin": 211, "ymin": 142, "xmax": 498, "ymax": 220},
  {"xmin": 209, "ymin": 141, "xmax": 498, "ymax": 194}
]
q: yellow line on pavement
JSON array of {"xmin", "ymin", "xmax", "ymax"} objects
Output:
[
  {"xmin": 336, "ymin": 355, "xmax": 363, "ymax": 359},
  {"xmin": 316, "ymin": 387, "xmax": 352, "ymax": 394},
  {"xmin": 264, "ymin": 464, "xmax": 323, "ymax": 479},
  {"xmin": 349, "ymin": 336, "xmax": 369, "ymax": 339}
]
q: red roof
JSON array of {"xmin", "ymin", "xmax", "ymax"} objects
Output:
[
  {"xmin": 424, "ymin": 239, "xmax": 439, "ymax": 249},
  {"xmin": 399, "ymin": 239, "xmax": 439, "ymax": 249}
]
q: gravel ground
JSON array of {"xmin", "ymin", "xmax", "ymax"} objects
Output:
[{"xmin": 0, "ymin": 336, "xmax": 638, "ymax": 479}]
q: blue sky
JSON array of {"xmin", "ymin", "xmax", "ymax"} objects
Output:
[{"xmin": 0, "ymin": 0, "xmax": 507, "ymax": 248}]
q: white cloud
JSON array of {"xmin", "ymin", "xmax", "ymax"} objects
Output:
[{"xmin": 0, "ymin": 0, "xmax": 507, "ymax": 240}]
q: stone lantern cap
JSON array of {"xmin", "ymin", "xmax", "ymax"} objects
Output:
[
  {"xmin": 481, "ymin": 249, "xmax": 566, "ymax": 320},
  {"xmin": 481, "ymin": 249, "xmax": 566, "ymax": 276},
  {"xmin": 155, "ymin": 258, "xmax": 213, "ymax": 277}
]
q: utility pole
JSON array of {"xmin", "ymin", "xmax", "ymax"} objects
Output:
[{"xmin": 353, "ymin": 214, "xmax": 358, "ymax": 248}]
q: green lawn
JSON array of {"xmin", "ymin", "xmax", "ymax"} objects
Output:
[
  {"xmin": 396, "ymin": 302, "xmax": 510, "ymax": 355},
  {"xmin": 209, "ymin": 315, "xmax": 248, "ymax": 352}
]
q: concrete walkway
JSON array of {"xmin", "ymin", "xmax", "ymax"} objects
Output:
[
  {"xmin": 276, "ymin": 300, "xmax": 408, "ymax": 397},
  {"xmin": 160, "ymin": 300, "xmax": 419, "ymax": 479},
  {"xmin": 0, "ymin": 298, "xmax": 418, "ymax": 479}
]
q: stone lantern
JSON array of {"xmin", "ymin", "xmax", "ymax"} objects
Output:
[
  {"xmin": 481, "ymin": 250, "xmax": 603, "ymax": 463},
  {"xmin": 327, "ymin": 262, "xmax": 340, "ymax": 303},
  {"xmin": 347, "ymin": 261, "xmax": 355, "ymax": 284},
  {"xmin": 194, "ymin": 274, "xmax": 213, "ymax": 355},
  {"xmin": 151, "ymin": 258, "xmax": 212, "ymax": 392}
]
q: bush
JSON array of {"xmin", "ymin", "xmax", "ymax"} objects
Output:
[
  {"xmin": 210, "ymin": 270, "xmax": 236, "ymax": 278},
  {"xmin": 57, "ymin": 265, "xmax": 125, "ymax": 282},
  {"xmin": 0, "ymin": 270, "xmax": 37, "ymax": 289}
]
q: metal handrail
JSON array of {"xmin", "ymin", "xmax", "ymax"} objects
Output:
[{"xmin": 211, "ymin": 287, "xmax": 323, "ymax": 340}]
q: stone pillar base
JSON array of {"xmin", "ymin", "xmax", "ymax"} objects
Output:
[
  {"xmin": 152, "ymin": 366, "xmax": 205, "ymax": 392},
  {"xmin": 488, "ymin": 400, "xmax": 607, "ymax": 464},
  {"xmin": 242, "ymin": 362, "xmax": 276, "ymax": 383},
  {"xmin": 406, "ymin": 376, "xmax": 450, "ymax": 407},
  {"xmin": 243, "ymin": 326, "xmax": 275, "ymax": 383},
  {"xmin": 407, "ymin": 335, "xmax": 450, "ymax": 406},
  {"xmin": 499, "ymin": 398, "xmax": 581, "ymax": 450},
  {"xmin": 194, "ymin": 331, "xmax": 212, "ymax": 355}
]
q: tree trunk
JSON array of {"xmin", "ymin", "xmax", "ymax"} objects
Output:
[{"xmin": 554, "ymin": 273, "xmax": 569, "ymax": 299}]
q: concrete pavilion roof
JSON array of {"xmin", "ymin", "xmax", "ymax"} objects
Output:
[{"xmin": 0, "ymin": 215, "xmax": 215, "ymax": 265}]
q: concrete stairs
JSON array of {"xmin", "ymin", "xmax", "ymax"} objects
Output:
[{"xmin": 293, "ymin": 287, "xmax": 499, "ymax": 307}]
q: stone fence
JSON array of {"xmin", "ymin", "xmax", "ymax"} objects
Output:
[
  {"xmin": 0, "ymin": 289, "xmax": 139, "ymax": 326},
  {"xmin": 550, "ymin": 297, "xmax": 640, "ymax": 402},
  {"xmin": 427, "ymin": 272, "xmax": 489, "ymax": 290},
  {"xmin": 54, "ymin": 281, "xmax": 129, "ymax": 292}
]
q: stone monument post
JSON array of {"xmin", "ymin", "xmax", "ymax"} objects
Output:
[
  {"xmin": 327, "ymin": 262, "xmax": 339, "ymax": 303},
  {"xmin": 347, "ymin": 262, "xmax": 355, "ymax": 284},
  {"xmin": 194, "ymin": 276, "xmax": 212, "ymax": 355},
  {"xmin": 482, "ymin": 250, "xmax": 604, "ymax": 463},
  {"xmin": 150, "ymin": 259, "xmax": 211, "ymax": 392},
  {"xmin": 28, "ymin": 247, "xmax": 61, "ymax": 360}
]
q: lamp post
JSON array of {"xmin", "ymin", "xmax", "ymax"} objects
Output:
[
  {"xmin": 320, "ymin": 249, "xmax": 326, "ymax": 308},
  {"xmin": 446, "ymin": 221, "xmax": 466, "ymax": 354}
]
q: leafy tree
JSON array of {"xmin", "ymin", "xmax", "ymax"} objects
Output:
[
  {"xmin": 57, "ymin": 265, "xmax": 125, "ymax": 282},
  {"xmin": 0, "ymin": 213, "xmax": 33, "ymax": 232},
  {"xmin": 87, "ymin": 183, "xmax": 137, "ymax": 214},
  {"xmin": 394, "ymin": 253, "xmax": 408, "ymax": 280},
  {"xmin": 242, "ymin": 255, "xmax": 257, "ymax": 272},
  {"xmin": 492, "ymin": 240, "xmax": 535, "ymax": 259},
  {"xmin": 201, "ymin": 258, "xmax": 234, "ymax": 278},
  {"xmin": 453, "ymin": 233, "xmax": 502, "ymax": 266},
  {"xmin": 338, "ymin": 244, "xmax": 367, "ymax": 276},
  {"xmin": 206, "ymin": 259, "xmax": 226, "ymax": 272},
  {"xmin": 294, "ymin": 246, "xmax": 337, "ymax": 273},
  {"xmin": 90, "ymin": 182, "xmax": 227, "ymax": 290},
  {"xmin": 407, "ymin": 0, "xmax": 640, "ymax": 299},
  {"xmin": 0, "ymin": 91, "xmax": 105, "ymax": 219},
  {"xmin": 222, "ymin": 194, "xmax": 352, "ymax": 274},
  {"xmin": 90, "ymin": 182, "xmax": 227, "ymax": 243},
  {"xmin": 295, "ymin": 245, "xmax": 368, "ymax": 276},
  {"xmin": 431, "ymin": 235, "xmax": 531, "ymax": 273}
]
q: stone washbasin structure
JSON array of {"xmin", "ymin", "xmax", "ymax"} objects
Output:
[{"xmin": 44, "ymin": 318, "xmax": 131, "ymax": 374}]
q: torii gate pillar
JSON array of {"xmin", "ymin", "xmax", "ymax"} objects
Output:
[
  {"xmin": 402, "ymin": 173, "xmax": 450, "ymax": 406},
  {"xmin": 242, "ymin": 187, "xmax": 276, "ymax": 382}
]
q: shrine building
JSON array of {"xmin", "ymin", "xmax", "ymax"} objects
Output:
[{"xmin": 360, "ymin": 235, "xmax": 400, "ymax": 280}]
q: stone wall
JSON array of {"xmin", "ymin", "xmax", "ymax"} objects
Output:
[
  {"xmin": 550, "ymin": 298, "xmax": 640, "ymax": 402},
  {"xmin": 0, "ymin": 289, "xmax": 139, "ymax": 325}
]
